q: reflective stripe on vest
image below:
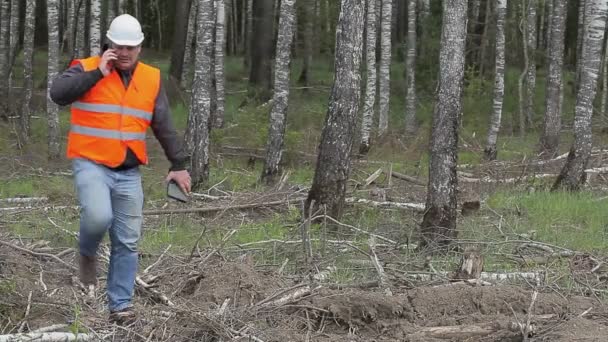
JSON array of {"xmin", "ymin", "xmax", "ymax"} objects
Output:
[
  {"xmin": 72, "ymin": 101, "xmax": 153, "ymax": 121},
  {"xmin": 70, "ymin": 124, "xmax": 147, "ymax": 141}
]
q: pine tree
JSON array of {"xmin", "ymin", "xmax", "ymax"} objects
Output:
[
  {"xmin": 261, "ymin": 0, "xmax": 296, "ymax": 184},
  {"xmin": 420, "ymin": 0, "xmax": 468, "ymax": 249}
]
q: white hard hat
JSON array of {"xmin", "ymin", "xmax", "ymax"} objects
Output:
[{"xmin": 106, "ymin": 14, "xmax": 144, "ymax": 46}]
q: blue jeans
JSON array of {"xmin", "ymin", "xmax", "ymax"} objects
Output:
[{"xmin": 72, "ymin": 158, "xmax": 143, "ymax": 312}]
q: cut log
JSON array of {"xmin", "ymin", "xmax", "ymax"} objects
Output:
[
  {"xmin": 345, "ymin": 198, "xmax": 425, "ymax": 212},
  {"xmin": 407, "ymin": 320, "xmax": 532, "ymax": 340},
  {"xmin": 452, "ymin": 247, "xmax": 484, "ymax": 280},
  {"xmin": 0, "ymin": 332, "xmax": 91, "ymax": 341},
  {"xmin": 388, "ymin": 170, "xmax": 426, "ymax": 186},
  {"xmin": 363, "ymin": 168, "xmax": 383, "ymax": 187}
]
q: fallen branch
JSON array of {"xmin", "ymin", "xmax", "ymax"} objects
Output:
[
  {"xmin": 143, "ymin": 245, "xmax": 171, "ymax": 274},
  {"xmin": 388, "ymin": 170, "xmax": 426, "ymax": 186},
  {"xmin": 143, "ymin": 197, "xmax": 305, "ymax": 215},
  {"xmin": 363, "ymin": 168, "xmax": 383, "ymax": 187},
  {"xmin": 345, "ymin": 197, "xmax": 425, "ymax": 212},
  {"xmin": 404, "ymin": 271, "xmax": 544, "ymax": 284},
  {"xmin": 30, "ymin": 325, "xmax": 69, "ymax": 333},
  {"xmin": 135, "ymin": 276, "xmax": 174, "ymax": 306},
  {"xmin": 0, "ymin": 332, "xmax": 91, "ymax": 341},
  {"xmin": 458, "ymin": 174, "xmax": 556, "ymax": 184},
  {"xmin": 406, "ymin": 321, "xmax": 532, "ymax": 340},
  {"xmin": 310, "ymin": 214, "xmax": 397, "ymax": 245},
  {"xmin": 0, "ymin": 197, "xmax": 48, "ymax": 203},
  {"xmin": 369, "ymin": 237, "xmax": 392, "ymax": 296},
  {"xmin": 0, "ymin": 240, "xmax": 76, "ymax": 271}
]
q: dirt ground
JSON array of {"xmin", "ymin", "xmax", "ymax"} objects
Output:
[{"xmin": 0, "ymin": 235, "xmax": 606, "ymax": 342}]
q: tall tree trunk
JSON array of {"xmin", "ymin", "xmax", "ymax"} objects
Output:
[
  {"xmin": 575, "ymin": 0, "xmax": 587, "ymax": 91},
  {"xmin": 48, "ymin": 0, "xmax": 61, "ymax": 159},
  {"xmin": 306, "ymin": 0, "xmax": 364, "ymax": 219},
  {"xmin": 244, "ymin": 0, "xmax": 252, "ymax": 67},
  {"xmin": 0, "ymin": 0, "xmax": 10, "ymax": 120},
  {"xmin": 479, "ymin": 0, "xmax": 492, "ymax": 76},
  {"xmin": 20, "ymin": 0, "xmax": 36, "ymax": 144},
  {"xmin": 359, "ymin": 0, "xmax": 378, "ymax": 155},
  {"xmin": 261, "ymin": 0, "xmax": 296, "ymax": 184},
  {"xmin": 517, "ymin": 0, "xmax": 528, "ymax": 136},
  {"xmin": 538, "ymin": 0, "xmax": 545, "ymax": 50},
  {"xmin": 185, "ymin": 0, "xmax": 215, "ymax": 188},
  {"xmin": 118, "ymin": 0, "xmax": 127, "ymax": 14},
  {"xmin": 181, "ymin": 0, "xmax": 198, "ymax": 89},
  {"xmin": 74, "ymin": 0, "xmax": 87, "ymax": 58},
  {"xmin": 169, "ymin": 0, "xmax": 193, "ymax": 83},
  {"xmin": 466, "ymin": 0, "xmax": 481, "ymax": 66},
  {"xmin": 90, "ymin": 0, "xmax": 101, "ymax": 55},
  {"xmin": 420, "ymin": 0, "xmax": 467, "ymax": 249},
  {"xmin": 484, "ymin": 0, "xmax": 506, "ymax": 160},
  {"xmin": 553, "ymin": 0, "xmax": 607, "ymax": 191},
  {"xmin": 525, "ymin": 0, "xmax": 537, "ymax": 127},
  {"xmin": 8, "ymin": 0, "xmax": 19, "ymax": 86},
  {"xmin": 378, "ymin": 0, "xmax": 392, "ymax": 136},
  {"xmin": 404, "ymin": 0, "xmax": 417, "ymax": 135},
  {"xmin": 134, "ymin": 0, "xmax": 140, "ymax": 19},
  {"xmin": 601, "ymin": 32, "xmax": 608, "ymax": 119},
  {"xmin": 106, "ymin": 0, "xmax": 115, "ymax": 26},
  {"xmin": 213, "ymin": 0, "xmax": 226, "ymax": 128},
  {"xmin": 543, "ymin": 0, "xmax": 553, "ymax": 51},
  {"xmin": 247, "ymin": 0, "xmax": 274, "ymax": 102},
  {"xmin": 540, "ymin": 0, "xmax": 567, "ymax": 157},
  {"xmin": 298, "ymin": 0, "xmax": 314, "ymax": 87},
  {"xmin": 65, "ymin": 0, "xmax": 75, "ymax": 54}
]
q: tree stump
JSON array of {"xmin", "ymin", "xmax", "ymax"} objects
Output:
[{"xmin": 453, "ymin": 247, "xmax": 484, "ymax": 280}]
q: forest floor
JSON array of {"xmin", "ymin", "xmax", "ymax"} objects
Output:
[{"xmin": 2, "ymin": 134, "xmax": 608, "ymax": 341}]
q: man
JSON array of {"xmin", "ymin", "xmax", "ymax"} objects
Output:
[{"xmin": 50, "ymin": 14, "xmax": 190, "ymax": 323}]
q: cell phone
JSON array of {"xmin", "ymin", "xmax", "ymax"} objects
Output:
[{"xmin": 167, "ymin": 180, "xmax": 189, "ymax": 203}]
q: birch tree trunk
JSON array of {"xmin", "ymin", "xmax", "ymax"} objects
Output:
[
  {"xmin": 553, "ymin": 0, "xmax": 607, "ymax": 191},
  {"xmin": 540, "ymin": 0, "xmax": 567, "ymax": 157},
  {"xmin": 74, "ymin": 0, "xmax": 87, "ymax": 58},
  {"xmin": 306, "ymin": 0, "xmax": 364, "ymax": 219},
  {"xmin": 484, "ymin": 0, "xmax": 507, "ymax": 161},
  {"xmin": 261, "ymin": 0, "xmax": 296, "ymax": 184},
  {"xmin": 420, "ymin": 0, "xmax": 467, "ymax": 249},
  {"xmin": 89, "ymin": 0, "xmax": 101, "ymax": 55},
  {"xmin": 359, "ymin": 0, "xmax": 378, "ymax": 155},
  {"xmin": 181, "ymin": 0, "xmax": 198, "ymax": 89},
  {"xmin": 169, "ymin": 0, "xmax": 193, "ymax": 83},
  {"xmin": 538, "ymin": 0, "xmax": 545, "ymax": 50},
  {"xmin": 525, "ymin": 0, "xmax": 537, "ymax": 126},
  {"xmin": 65, "ymin": 0, "xmax": 75, "ymax": 54},
  {"xmin": 185, "ymin": 0, "xmax": 215, "ymax": 188},
  {"xmin": 404, "ymin": 0, "xmax": 417, "ymax": 135},
  {"xmin": 8, "ymin": 0, "xmax": 19, "ymax": 83},
  {"xmin": 47, "ymin": 0, "xmax": 61, "ymax": 159},
  {"xmin": 601, "ymin": 32, "xmax": 608, "ymax": 119},
  {"xmin": 214, "ymin": 0, "xmax": 226, "ymax": 128},
  {"xmin": 544, "ymin": 0, "xmax": 553, "ymax": 51},
  {"xmin": 0, "ymin": 0, "xmax": 10, "ymax": 120},
  {"xmin": 20, "ymin": 0, "xmax": 36, "ymax": 144},
  {"xmin": 298, "ymin": 0, "xmax": 314, "ymax": 87},
  {"xmin": 575, "ymin": 0, "xmax": 587, "ymax": 90},
  {"xmin": 378, "ymin": 0, "xmax": 392, "ymax": 136}
]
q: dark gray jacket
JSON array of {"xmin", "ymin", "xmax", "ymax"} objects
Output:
[{"xmin": 50, "ymin": 60, "xmax": 187, "ymax": 171}]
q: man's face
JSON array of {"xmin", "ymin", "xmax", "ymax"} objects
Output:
[{"xmin": 111, "ymin": 44, "xmax": 141, "ymax": 70}]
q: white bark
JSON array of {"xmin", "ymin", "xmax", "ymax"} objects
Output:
[
  {"xmin": 185, "ymin": 0, "xmax": 215, "ymax": 187},
  {"xmin": 181, "ymin": 0, "xmax": 198, "ymax": 89},
  {"xmin": 525, "ymin": 0, "xmax": 537, "ymax": 126},
  {"xmin": 602, "ymin": 31, "xmax": 608, "ymax": 119},
  {"xmin": 261, "ymin": 0, "xmax": 296, "ymax": 183},
  {"xmin": 0, "ymin": 332, "xmax": 91, "ymax": 341},
  {"xmin": 404, "ymin": 0, "xmax": 417, "ymax": 135},
  {"xmin": 484, "ymin": 0, "xmax": 507, "ymax": 160},
  {"xmin": 48, "ymin": 0, "xmax": 61, "ymax": 159},
  {"xmin": 214, "ymin": 0, "xmax": 226, "ymax": 128},
  {"xmin": 554, "ymin": 0, "xmax": 607, "ymax": 191},
  {"xmin": 20, "ymin": 0, "xmax": 36, "ymax": 143},
  {"xmin": 89, "ymin": 0, "xmax": 101, "ymax": 56},
  {"xmin": 378, "ymin": 0, "xmax": 392, "ymax": 136},
  {"xmin": 359, "ymin": 0, "xmax": 377, "ymax": 154}
]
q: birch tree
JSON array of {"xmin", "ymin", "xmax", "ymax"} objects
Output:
[
  {"xmin": 540, "ymin": 0, "xmax": 567, "ymax": 157},
  {"xmin": 74, "ymin": 0, "xmax": 87, "ymax": 58},
  {"xmin": 47, "ymin": 0, "xmax": 61, "ymax": 159},
  {"xmin": 404, "ymin": 0, "xmax": 417, "ymax": 135},
  {"xmin": 185, "ymin": 0, "xmax": 215, "ymax": 188},
  {"xmin": 378, "ymin": 0, "xmax": 392, "ymax": 136},
  {"xmin": 420, "ymin": 0, "xmax": 467, "ymax": 249},
  {"xmin": 181, "ymin": 0, "xmax": 198, "ymax": 88},
  {"xmin": 261, "ymin": 0, "xmax": 296, "ymax": 184},
  {"xmin": 20, "ymin": 0, "xmax": 36, "ymax": 144},
  {"xmin": 601, "ymin": 32, "xmax": 608, "ymax": 119},
  {"xmin": 90, "ymin": 0, "xmax": 101, "ymax": 56},
  {"xmin": 575, "ymin": 0, "xmax": 587, "ymax": 90},
  {"xmin": 484, "ymin": 0, "xmax": 507, "ymax": 160},
  {"xmin": 553, "ymin": 0, "xmax": 607, "ymax": 191},
  {"xmin": 214, "ymin": 0, "xmax": 226, "ymax": 128},
  {"xmin": 306, "ymin": 0, "xmax": 364, "ymax": 219},
  {"xmin": 0, "ymin": 0, "xmax": 10, "ymax": 119},
  {"xmin": 359, "ymin": 0, "xmax": 377, "ymax": 154},
  {"xmin": 524, "ymin": 0, "xmax": 537, "ymax": 126}
]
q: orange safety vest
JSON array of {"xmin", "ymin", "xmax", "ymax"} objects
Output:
[{"xmin": 66, "ymin": 56, "xmax": 160, "ymax": 168}]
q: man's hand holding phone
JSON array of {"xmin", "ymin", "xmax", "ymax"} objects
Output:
[{"xmin": 99, "ymin": 49, "xmax": 117, "ymax": 76}]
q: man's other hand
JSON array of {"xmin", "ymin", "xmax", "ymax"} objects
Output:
[{"xmin": 166, "ymin": 170, "xmax": 191, "ymax": 194}]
